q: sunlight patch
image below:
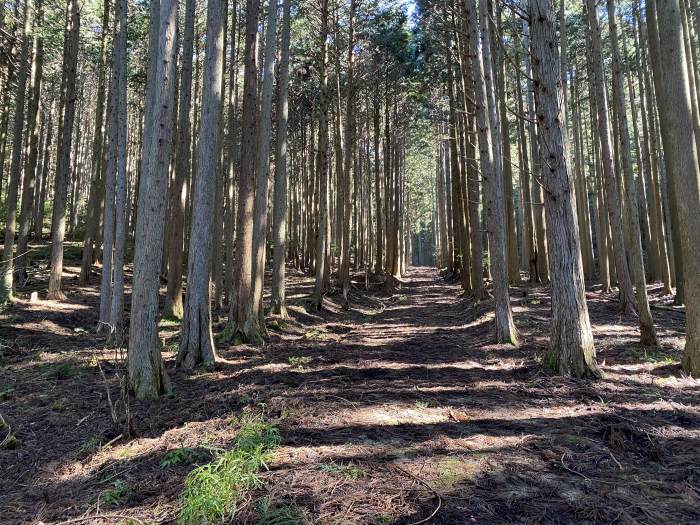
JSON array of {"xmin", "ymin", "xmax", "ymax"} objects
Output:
[{"xmin": 353, "ymin": 406, "xmax": 449, "ymax": 426}]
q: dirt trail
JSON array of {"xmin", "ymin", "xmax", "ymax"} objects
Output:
[{"xmin": 1, "ymin": 265, "xmax": 699, "ymax": 524}]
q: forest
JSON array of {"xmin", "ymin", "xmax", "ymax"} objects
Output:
[{"xmin": 1, "ymin": 0, "xmax": 699, "ymax": 522}]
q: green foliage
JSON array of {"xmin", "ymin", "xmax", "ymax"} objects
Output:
[
  {"xmin": 0, "ymin": 385, "xmax": 14, "ymax": 401},
  {"xmin": 543, "ymin": 351, "xmax": 559, "ymax": 372},
  {"xmin": 160, "ymin": 447, "xmax": 205, "ymax": 469},
  {"xmin": 287, "ymin": 356, "xmax": 312, "ymax": 367},
  {"xmin": 51, "ymin": 363, "xmax": 76, "ymax": 380},
  {"xmin": 256, "ymin": 496, "xmax": 305, "ymax": 525},
  {"xmin": 103, "ymin": 479, "xmax": 132, "ymax": 506},
  {"xmin": 316, "ymin": 462, "xmax": 367, "ymax": 480},
  {"xmin": 178, "ymin": 418, "xmax": 280, "ymax": 525},
  {"xmin": 79, "ymin": 437, "xmax": 103, "ymax": 453}
]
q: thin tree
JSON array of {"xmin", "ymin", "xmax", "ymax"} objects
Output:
[
  {"xmin": 271, "ymin": 0, "xmax": 292, "ymax": 318},
  {"xmin": 250, "ymin": 0, "xmax": 278, "ymax": 330},
  {"xmin": 0, "ymin": 0, "xmax": 34, "ymax": 303},
  {"xmin": 47, "ymin": 0, "xmax": 81, "ymax": 300},
  {"xmin": 227, "ymin": 0, "xmax": 261, "ymax": 342},
  {"xmin": 584, "ymin": 0, "xmax": 636, "ymax": 314},
  {"xmin": 606, "ymin": 0, "xmax": 657, "ymax": 345}
]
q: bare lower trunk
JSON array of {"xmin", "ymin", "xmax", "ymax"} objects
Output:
[
  {"xmin": 271, "ymin": 0, "xmax": 291, "ymax": 318},
  {"xmin": 127, "ymin": 0, "xmax": 177, "ymax": 399},
  {"xmin": 48, "ymin": 0, "xmax": 81, "ymax": 300},
  {"xmin": 250, "ymin": 0, "xmax": 278, "ymax": 330},
  {"xmin": 0, "ymin": 0, "xmax": 33, "ymax": 302},
  {"xmin": 163, "ymin": 0, "xmax": 196, "ymax": 319},
  {"xmin": 584, "ymin": 0, "xmax": 636, "ymax": 314},
  {"xmin": 15, "ymin": 2, "xmax": 44, "ymax": 281},
  {"xmin": 652, "ymin": 0, "xmax": 700, "ymax": 374},
  {"xmin": 227, "ymin": 0, "xmax": 261, "ymax": 342},
  {"xmin": 178, "ymin": 0, "xmax": 224, "ymax": 368},
  {"xmin": 530, "ymin": 0, "xmax": 600, "ymax": 378},
  {"xmin": 466, "ymin": 0, "xmax": 517, "ymax": 344}
]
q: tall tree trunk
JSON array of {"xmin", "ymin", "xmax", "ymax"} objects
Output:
[
  {"xmin": 79, "ymin": 0, "xmax": 110, "ymax": 284},
  {"xmin": 163, "ymin": 0, "xmax": 196, "ymax": 319},
  {"xmin": 606, "ymin": 0, "xmax": 658, "ymax": 345},
  {"xmin": 47, "ymin": 0, "xmax": 81, "ymax": 300},
  {"xmin": 127, "ymin": 0, "xmax": 177, "ymax": 399},
  {"xmin": 466, "ymin": 0, "xmax": 518, "ymax": 344},
  {"xmin": 652, "ymin": 0, "xmax": 700, "ymax": 374},
  {"xmin": 313, "ymin": 0, "xmax": 330, "ymax": 310},
  {"xmin": 178, "ymin": 0, "xmax": 224, "ymax": 368},
  {"xmin": 108, "ymin": 0, "xmax": 128, "ymax": 344},
  {"xmin": 271, "ymin": 0, "xmax": 291, "ymax": 317},
  {"xmin": 584, "ymin": 0, "xmax": 636, "ymax": 314},
  {"xmin": 250, "ymin": 0, "xmax": 277, "ymax": 330},
  {"xmin": 15, "ymin": 0, "xmax": 44, "ymax": 281},
  {"xmin": 227, "ymin": 0, "xmax": 261, "ymax": 341},
  {"xmin": 340, "ymin": 0, "xmax": 356, "ymax": 303},
  {"xmin": 0, "ymin": 0, "xmax": 33, "ymax": 302},
  {"xmin": 530, "ymin": 0, "xmax": 600, "ymax": 378}
]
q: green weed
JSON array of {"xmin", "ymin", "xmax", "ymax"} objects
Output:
[
  {"xmin": 52, "ymin": 363, "xmax": 76, "ymax": 380},
  {"xmin": 79, "ymin": 437, "xmax": 103, "ymax": 453},
  {"xmin": 178, "ymin": 417, "xmax": 280, "ymax": 524},
  {"xmin": 316, "ymin": 462, "xmax": 367, "ymax": 480},
  {"xmin": 288, "ymin": 356, "xmax": 312, "ymax": 368},
  {"xmin": 256, "ymin": 496, "xmax": 305, "ymax": 525},
  {"xmin": 0, "ymin": 384, "xmax": 14, "ymax": 401},
  {"xmin": 103, "ymin": 479, "xmax": 132, "ymax": 506},
  {"xmin": 542, "ymin": 351, "xmax": 559, "ymax": 372},
  {"xmin": 161, "ymin": 447, "xmax": 206, "ymax": 468}
]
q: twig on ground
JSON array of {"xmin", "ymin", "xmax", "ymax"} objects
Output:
[
  {"xmin": 56, "ymin": 514, "xmax": 145, "ymax": 525},
  {"xmin": 394, "ymin": 465, "xmax": 442, "ymax": 525}
]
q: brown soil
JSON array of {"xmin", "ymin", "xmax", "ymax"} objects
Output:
[{"xmin": 1, "ymin": 258, "xmax": 699, "ymax": 524}]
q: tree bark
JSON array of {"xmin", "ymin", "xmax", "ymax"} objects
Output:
[
  {"xmin": 127, "ymin": 0, "xmax": 177, "ymax": 399},
  {"xmin": 178, "ymin": 0, "xmax": 224, "ymax": 368},
  {"xmin": 584, "ymin": 0, "xmax": 636, "ymax": 314},
  {"xmin": 271, "ymin": 0, "xmax": 291, "ymax": 318},
  {"xmin": 530, "ymin": 0, "xmax": 600, "ymax": 378},
  {"xmin": 652, "ymin": 0, "xmax": 700, "ymax": 374},
  {"xmin": 227, "ymin": 0, "xmax": 261, "ymax": 341},
  {"xmin": 0, "ymin": 0, "xmax": 34, "ymax": 302},
  {"xmin": 47, "ymin": 0, "xmax": 81, "ymax": 300}
]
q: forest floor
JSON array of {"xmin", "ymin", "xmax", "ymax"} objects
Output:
[{"xmin": 1, "ymin": 245, "xmax": 700, "ymax": 524}]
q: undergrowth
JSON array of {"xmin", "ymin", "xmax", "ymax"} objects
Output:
[{"xmin": 178, "ymin": 416, "xmax": 280, "ymax": 524}]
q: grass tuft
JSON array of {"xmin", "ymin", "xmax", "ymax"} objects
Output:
[
  {"xmin": 178, "ymin": 417, "xmax": 280, "ymax": 524},
  {"xmin": 287, "ymin": 356, "xmax": 312, "ymax": 368},
  {"xmin": 256, "ymin": 496, "xmax": 305, "ymax": 525}
]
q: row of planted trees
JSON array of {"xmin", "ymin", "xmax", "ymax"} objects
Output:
[
  {"xmin": 428, "ymin": 0, "xmax": 700, "ymax": 377},
  {"xmin": 0, "ymin": 0, "xmax": 699, "ymax": 398},
  {"xmin": 0, "ymin": 0, "xmax": 431, "ymax": 398}
]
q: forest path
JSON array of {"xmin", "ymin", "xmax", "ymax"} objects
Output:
[{"xmin": 2, "ymin": 264, "xmax": 699, "ymax": 524}]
